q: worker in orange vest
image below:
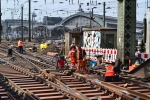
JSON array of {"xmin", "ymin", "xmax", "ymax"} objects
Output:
[
  {"xmin": 68, "ymin": 45, "xmax": 77, "ymax": 69},
  {"xmin": 105, "ymin": 62, "xmax": 119, "ymax": 82},
  {"xmin": 77, "ymin": 46, "xmax": 87, "ymax": 73},
  {"xmin": 18, "ymin": 39, "xmax": 23, "ymax": 54}
]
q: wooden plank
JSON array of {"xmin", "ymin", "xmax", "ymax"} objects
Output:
[
  {"xmin": 47, "ymin": 52, "xmax": 58, "ymax": 56},
  {"xmin": 98, "ymin": 96, "xmax": 115, "ymax": 100}
]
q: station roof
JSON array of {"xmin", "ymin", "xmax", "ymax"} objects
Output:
[
  {"xmin": 82, "ymin": 27, "xmax": 117, "ymax": 31},
  {"xmin": 66, "ymin": 31, "xmax": 82, "ymax": 34}
]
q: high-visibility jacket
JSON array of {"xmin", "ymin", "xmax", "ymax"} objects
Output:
[
  {"xmin": 69, "ymin": 48, "xmax": 77, "ymax": 58},
  {"xmin": 18, "ymin": 41, "xmax": 23, "ymax": 46},
  {"xmin": 78, "ymin": 49, "xmax": 86, "ymax": 60},
  {"xmin": 105, "ymin": 65, "xmax": 115, "ymax": 76},
  {"xmin": 70, "ymin": 50, "xmax": 76, "ymax": 58}
]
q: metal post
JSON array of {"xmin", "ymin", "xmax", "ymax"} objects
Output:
[
  {"xmin": 80, "ymin": 15, "xmax": 82, "ymax": 31},
  {"xmin": 91, "ymin": 8, "xmax": 93, "ymax": 28},
  {"xmin": 0, "ymin": 0, "xmax": 1, "ymax": 43},
  {"xmin": 32, "ymin": 14, "xmax": 33, "ymax": 39},
  {"xmin": 90, "ymin": 8, "xmax": 93, "ymax": 28},
  {"xmin": 49, "ymin": 29, "xmax": 51, "ymax": 37},
  {"xmin": 21, "ymin": 6, "xmax": 23, "ymax": 41},
  {"xmin": 117, "ymin": 0, "xmax": 136, "ymax": 63},
  {"xmin": 46, "ymin": 16, "xmax": 47, "ymax": 39},
  {"xmin": 6, "ymin": 21, "xmax": 8, "ymax": 37},
  {"xmin": 143, "ymin": 18, "xmax": 147, "ymax": 43},
  {"xmin": 34, "ymin": 17, "xmax": 35, "ymax": 37},
  {"xmin": 147, "ymin": 0, "xmax": 149, "ymax": 8},
  {"xmin": 63, "ymin": 25, "xmax": 65, "ymax": 39},
  {"xmin": 146, "ymin": 7, "xmax": 150, "ymax": 53},
  {"xmin": 103, "ymin": 2, "xmax": 106, "ymax": 27},
  {"xmin": 90, "ymin": 12, "xmax": 91, "ymax": 28},
  {"xmin": 28, "ymin": 0, "xmax": 31, "ymax": 42}
]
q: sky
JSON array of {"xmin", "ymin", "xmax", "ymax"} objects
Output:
[{"xmin": 1, "ymin": 0, "xmax": 149, "ymax": 22}]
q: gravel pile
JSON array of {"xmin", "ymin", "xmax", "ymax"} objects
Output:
[
  {"xmin": 40, "ymin": 44, "xmax": 60, "ymax": 55},
  {"xmin": 11, "ymin": 56, "xmax": 39, "ymax": 73}
]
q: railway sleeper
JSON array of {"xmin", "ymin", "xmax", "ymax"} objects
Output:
[
  {"xmin": 0, "ymin": 64, "xmax": 68, "ymax": 99},
  {"xmin": 0, "ymin": 81, "xmax": 20, "ymax": 100},
  {"xmin": 4, "ymin": 49, "xmax": 150, "ymax": 99},
  {"xmin": 73, "ymin": 73, "xmax": 149, "ymax": 100},
  {"xmin": 49, "ymin": 72, "xmax": 122, "ymax": 100},
  {"xmin": 0, "ymin": 48, "xmax": 134, "ymax": 99}
]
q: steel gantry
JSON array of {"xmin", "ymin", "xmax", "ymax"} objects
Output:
[{"xmin": 117, "ymin": 0, "xmax": 136, "ymax": 64}]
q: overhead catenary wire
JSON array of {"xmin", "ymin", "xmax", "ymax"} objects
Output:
[{"xmin": 1, "ymin": 0, "xmax": 146, "ymax": 21}]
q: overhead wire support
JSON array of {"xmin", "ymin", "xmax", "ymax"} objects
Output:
[
  {"xmin": 28, "ymin": 0, "xmax": 31, "ymax": 42},
  {"xmin": 96, "ymin": 0, "xmax": 97, "ymax": 6},
  {"xmin": 0, "ymin": 0, "xmax": 1, "ymax": 43},
  {"xmin": 21, "ymin": 5, "xmax": 23, "ymax": 41},
  {"xmin": 103, "ymin": 2, "xmax": 106, "ymax": 27}
]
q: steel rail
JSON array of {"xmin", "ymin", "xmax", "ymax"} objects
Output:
[
  {"xmin": 0, "ymin": 46, "xmax": 54, "ymax": 70},
  {"xmin": 12, "ymin": 50, "xmax": 43, "ymax": 72},
  {"xmin": 120, "ymin": 76, "xmax": 150, "ymax": 88},
  {"xmin": 6, "ymin": 62, "xmax": 89, "ymax": 100},
  {"xmin": 7, "ymin": 92, "xmax": 16, "ymax": 100},
  {"xmin": 0, "ymin": 45, "xmax": 150, "ymax": 100},
  {"xmin": 0, "ymin": 73, "xmax": 37, "ymax": 100},
  {"xmin": 73, "ymin": 73, "xmax": 150, "ymax": 100},
  {"xmin": 100, "ymin": 81, "xmax": 150, "ymax": 100},
  {"xmin": 25, "ymin": 56, "xmax": 53, "ymax": 69},
  {"xmin": 92, "ymin": 69, "xmax": 150, "ymax": 89},
  {"xmin": 42, "ymin": 70, "xmax": 89, "ymax": 100}
]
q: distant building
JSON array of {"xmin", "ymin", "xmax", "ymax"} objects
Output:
[
  {"xmin": 43, "ymin": 16, "xmax": 62, "ymax": 25},
  {"xmin": 2, "ymin": 19, "xmax": 37, "ymax": 34},
  {"xmin": 1, "ymin": 10, "xmax": 144, "ymax": 42}
]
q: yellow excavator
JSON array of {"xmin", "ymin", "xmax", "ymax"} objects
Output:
[
  {"xmin": 40, "ymin": 40, "xmax": 54, "ymax": 50},
  {"xmin": 40, "ymin": 42, "xmax": 50, "ymax": 50}
]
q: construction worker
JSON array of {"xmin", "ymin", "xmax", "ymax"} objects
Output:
[
  {"xmin": 68, "ymin": 45, "xmax": 77, "ymax": 69},
  {"xmin": 57, "ymin": 55, "xmax": 65, "ymax": 70},
  {"xmin": 7, "ymin": 44, "xmax": 13, "ymax": 57},
  {"xmin": 105, "ymin": 62, "xmax": 120, "ymax": 82},
  {"xmin": 70, "ymin": 43, "xmax": 75, "ymax": 47},
  {"xmin": 18, "ymin": 39, "xmax": 23, "ymax": 54},
  {"xmin": 77, "ymin": 46, "xmax": 87, "ymax": 73}
]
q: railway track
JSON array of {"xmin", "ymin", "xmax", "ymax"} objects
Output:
[
  {"xmin": 0, "ymin": 85, "xmax": 11, "ymax": 100},
  {"xmin": 0, "ymin": 45, "xmax": 88, "ymax": 99},
  {"xmin": 0, "ymin": 45, "xmax": 59, "ymax": 69},
  {"xmin": 0, "ymin": 44, "xmax": 150, "ymax": 99},
  {"xmin": 72, "ymin": 71, "xmax": 150, "ymax": 100},
  {"xmin": 90, "ymin": 69, "xmax": 150, "ymax": 87},
  {"xmin": 45, "ymin": 71, "xmax": 113, "ymax": 100},
  {"xmin": 0, "ymin": 63, "xmax": 91, "ymax": 100}
]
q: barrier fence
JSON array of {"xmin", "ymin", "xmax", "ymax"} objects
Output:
[
  {"xmin": 65, "ymin": 46, "xmax": 148, "ymax": 64},
  {"xmin": 82, "ymin": 47, "xmax": 117, "ymax": 63},
  {"xmin": 138, "ymin": 53, "xmax": 150, "ymax": 61},
  {"xmin": 81, "ymin": 47, "xmax": 150, "ymax": 63}
]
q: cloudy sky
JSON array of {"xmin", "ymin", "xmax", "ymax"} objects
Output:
[{"xmin": 1, "ymin": 0, "xmax": 148, "ymax": 22}]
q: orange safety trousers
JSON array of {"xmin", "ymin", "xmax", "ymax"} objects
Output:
[
  {"xmin": 70, "ymin": 57, "xmax": 76, "ymax": 68},
  {"xmin": 77, "ymin": 60, "xmax": 86, "ymax": 72}
]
